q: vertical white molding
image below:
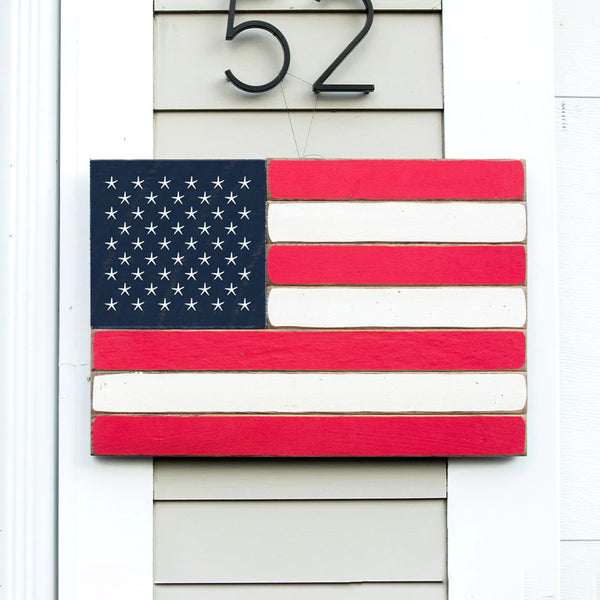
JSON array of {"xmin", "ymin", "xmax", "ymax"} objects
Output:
[
  {"xmin": 444, "ymin": 2, "xmax": 560, "ymax": 598},
  {"xmin": 58, "ymin": 1, "xmax": 154, "ymax": 598},
  {"xmin": 0, "ymin": 0, "xmax": 60, "ymax": 598}
]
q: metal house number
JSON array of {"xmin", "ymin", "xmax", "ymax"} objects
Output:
[{"xmin": 225, "ymin": 0, "xmax": 375, "ymax": 94}]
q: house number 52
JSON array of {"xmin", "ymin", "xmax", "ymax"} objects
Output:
[{"xmin": 224, "ymin": 0, "xmax": 375, "ymax": 94}]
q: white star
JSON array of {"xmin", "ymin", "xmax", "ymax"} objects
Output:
[
  {"xmin": 119, "ymin": 222, "xmax": 131, "ymax": 235},
  {"xmin": 198, "ymin": 192, "xmax": 211, "ymax": 204},
  {"xmin": 158, "ymin": 268, "xmax": 171, "ymax": 280},
  {"xmin": 225, "ymin": 192, "xmax": 237, "ymax": 205},
  {"xmin": 145, "ymin": 222, "xmax": 157, "ymax": 235},
  {"xmin": 105, "ymin": 298, "xmax": 118, "ymax": 311},
  {"xmin": 118, "ymin": 283, "xmax": 131, "ymax": 295},
  {"xmin": 105, "ymin": 237, "xmax": 118, "ymax": 250},
  {"xmin": 185, "ymin": 237, "xmax": 197, "ymax": 250},
  {"xmin": 105, "ymin": 268, "xmax": 118, "ymax": 280},
  {"xmin": 172, "ymin": 252, "xmax": 184, "ymax": 265},
  {"xmin": 198, "ymin": 283, "xmax": 211, "ymax": 295},
  {"xmin": 131, "ymin": 237, "xmax": 144, "ymax": 250},
  {"xmin": 238, "ymin": 206, "xmax": 251, "ymax": 220},
  {"xmin": 198, "ymin": 252, "xmax": 211, "ymax": 265},
  {"xmin": 211, "ymin": 237, "xmax": 224, "ymax": 250},
  {"xmin": 212, "ymin": 297, "xmax": 224, "ymax": 311},
  {"xmin": 238, "ymin": 237, "xmax": 251, "ymax": 250},
  {"xmin": 238, "ymin": 177, "xmax": 251, "ymax": 189},
  {"xmin": 212, "ymin": 267, "xmax": 224, "ymax": 280},
  {"xmin": 145, "ymin": 252, "xmax": 158, "ymax": 265},
  {"xmin": 158, "ymin": 176, "xmax": 171, "ymax": 189},
  {"xmin": 132, "ymin": 176, "xmax": 144, "ymax": 189},
  {"xmin": 132, "ymin": 267, "xmax": 144, "ymax": 280},
  {"xmin": 211, "ymin": 206, "xmax": 224, "ymax": 220},
  {"xmin": 212, "ymin": 176, "xmax": 224, "ymax": 189},
  {"xmin": 198, "ymin": 222, "xmax": 211, "ymax": 235},
  {"xmin": 225, "ymin": 222, "xmax": 238, "ymax": 235},
  {"xmin": 171, "ymin": 222, "xmax": 184, "ymax": 235},
  {"xmin": 225, "ymin": 252, "xmax": 237, "ymax": 265},
  {"xmin": 159, "ymin": 207, "xmax": 171, "ymax": 219},
  {"xmin": 238, "ymin": 268, "xmax": 251, "ymax": 281},
  {"xmin": 185, "ymin": 177, "xmax": 198, "ymax": 189},
  {"xmin": 118, "ymin": 192, "xmax": 131, "ymax": 204},
  {"xmin": 145, "ymin": 192, "xmax": 157, "ymax": 204},
  {"xmin": 132, "ymin": 298, "xmax": 144, "ymax": 311},
  {"xmin": 185, "ymin": 268, "xmax": 198, "ymax": 280},
  {"xmin": 238, "ymin": 298, "xmax": 251, "ymax": 311},
  {"xmin": 171, "ymin": 283, "xmax": 184, "ymax": 296},
  {"xmin": 118, "ymin": 252, "xmax": 131, "ymax": 265},
  {"xmin": 159, "ymin": 298, "xmax": 171, "ymax": 311},
  {"xmin": 172, "ymin": 192, "xmax": 184, "ymax": 204},
  {"xmin": 185, "ymin": 207, "xmax": 197, "ymax": 220},
  {"xmin": 105, "ymin": 206, "xmax": 117, "ymax": 219},
  {"xmin": 105, "ymin": 177, "xmax": 117, "ymax": 189},
  {"xmin": 225, "ymin": 283, "xmax": 238, "ymax": 296},
  {"xmin": 158, "ymin": 237, "xmax": 171, "ymax": 250},
  {"xmin": 145, "ymin": 283, "xmax": 158, "ymax": 295},
  {"xmin": 132, "ymin": 206, "xmax": 144, "ymax": 220},
  {"xmin": 185, "ymin": 298, "xmax": 198, "ymax": 311}
]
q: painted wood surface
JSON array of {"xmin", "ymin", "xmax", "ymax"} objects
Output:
[
  {"xmin": 269, "ymin": 160, "xmax": 525, "ymax": 200},
  {"xmin": 154, "ymin": 111, "xmax": 443, "ymax": 159},
  {"xmin": 155, "ymin": 0, "xmax": 442, "ymax": 11},
  {"xmin": 155, "ymin": 499, "xmax": 445, "ymax": 583},
  {"xmin": 93, "ymin": 415, "xmax": 526, "ymax": 456},
  {"xmin": 267, "ymin": 287, "xmax": 527, "ymax": 328},
  {"xmin": 561, "ymin": 541, "xmax": 600, "ymax": 600},
  {"xmin": 154, "ymin": 459, "xmax": 447, "ymax": 500},
  {"xmin": 154, "ymin": 583, "xmax": 446, "ymax": 600},
  {"xmin": 268, "ymin": 245, "xmax": 526, "ymax": 285},
  {"xmin": 155, "ymin": 13, "xmax": 442, "ymax": 110},
  {"xmin": 93, "ymin": 330, "xmax": 526, "ymax": 371},
  {"xmin": 267, "ymin": 202, "xmax": 526, "ymax": 242},
  {"xmin": 93, "ymin": 372, "xmax": 526, "ymax": 413}
]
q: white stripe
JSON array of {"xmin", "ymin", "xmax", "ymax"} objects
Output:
[
  {"xmin": 93, "ymin": 372, "xmax": 526, "ymax": 413},
  {"xmin": 268, "ymin": 287, "xmax": 526, "ymax": 328},
  {"xmin": 267, "ymin": 201, "xmax": 526, "ymax": 242}
]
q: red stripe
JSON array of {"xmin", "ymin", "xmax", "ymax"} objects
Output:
[
  {"xmin": 93, "ymin": 415, "xmax": 526, "ymax": 456},
  {"xmin": 268, "ymin": 245, "xmax": 526, "ymax": 285},
  {"xmin": 93, "ymin": 330, "xmax": 526, "ymax": 371},
  {"xmin": 268, "ymin": 160, "xmax": 525, "ymax": 200}
]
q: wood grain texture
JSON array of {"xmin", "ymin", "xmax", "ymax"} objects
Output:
[
  {"xmin": 93, "ymin": 330, "xmax": 526, "ymax": 371},
  {"xmin": 93, "ymin": 372, "xmax": 527, "ymax": 413},
  {"xmin": 268, "ymin": 245, "xmax": 527, "ymax": 285},
  {"xmin": 560, "ymin": 541, "xmax": 600, "ymax": 600},
  {"xmin": 153, "ymin": 459, "xmax": 447, "ymax": 499},
  {"xmin": 269, "ymin": 160, "xmax": 525, "ymax": 200},
  {"xmin": 155, "ymin": 0, "xmax": 442, "ymax": 11},
  {"xmin": 92, "ymin": 415, "xmax": 526, "ymax": 456},
  {"xmin": 267, "ymin": 287, "xmax": 527, "ymax": 328},
  {"xmin": 154, "ymin": 499, "xmax": 446, "ymax": 583},
  {"xmin": 267, "ymin": 202, "xmax": 526, "ymax": 242}
]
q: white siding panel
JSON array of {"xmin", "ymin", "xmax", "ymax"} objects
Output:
[
  {"xmin": 154, "ymin": 110, "xmax": 443, "ymax": 159},
  {"xmin": 154, "ymin": 459, "xmax": 447, "ymax": 500},
  {"xmin": 156, "ymin": 1, "xmax": 442, "ymax": 12},
  {"xmin": 154, "ymin": 500, "xmax": 446, "ymax": 583},
  {"xmin": 155, "ymin": 13, "xmax": 442, "ymax": 110},
  {"xmin": 561, "ymin": 541, "xmax": 600, "ymax": 600}
]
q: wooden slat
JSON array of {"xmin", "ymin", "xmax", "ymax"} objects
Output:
[
  {"xmin": 267, "ymin": 202, "xmax": 526, "ymax": 243},
  {"xmin": 154, "ymin": 583, "xmax": 447, "ymax": 600},
  {"xmin": 154, "ymin": 459, "xmax": 447, "ymax": 499},
  {"xmin": 154, "ymin": 500, "xmax": 446, "ymax": 582},
  {"xmin": 560, "ymin": 541, "xmax": 600, "ymax": 599},
  {"xmin": 154, "ymin": 13, "xmax": 442, "ymax": 110},
  {"xmin": 93, "ymin": 372, "xmax": 527, "ymax": 413},
  {"xmin": 154, "ymin": 111, "xmax": 443, "ymax": 159},
  {"xmin": 267, "ymin": 287, "xmax": 527, "ymax": 328}
]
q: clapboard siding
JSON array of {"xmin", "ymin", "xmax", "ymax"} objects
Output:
[
  {"xmin": 155, "ymin": 13, "xmax": 442, "ymax": 110},
  {"xmin": 155, "ymin": 111, "xmax": 443, "ymax": 158},
  {"xmin": 156, "ymin": 1, "xmax": 441, "ymax": 12},
  {"xmin": 154, "ymin": 499, "xmax": 446, "ymax": 583},
  {"xmin": 154, "ymin": 583, "xmax": 447, "ymax": 600},
  {"xmin": 154, "ymin": 459, "xmax": 447, "ymax": 499}
]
